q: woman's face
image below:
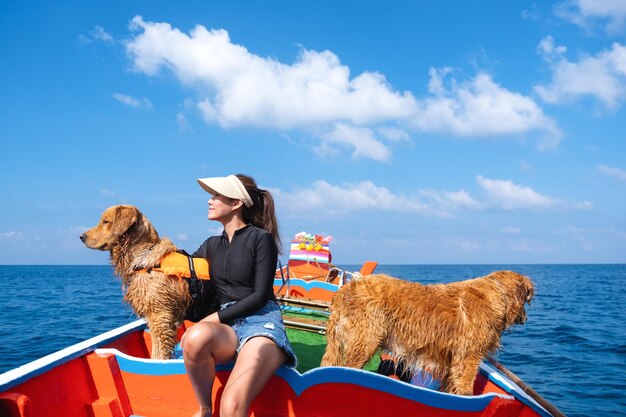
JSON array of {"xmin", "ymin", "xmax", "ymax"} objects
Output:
[{"xmin": 208, "ymin": 193, "xmax": 241, "ymax": 221}]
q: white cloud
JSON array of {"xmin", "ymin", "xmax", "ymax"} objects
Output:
[
  {"xmin": 274, "ymin": 176, "xmax": 589, "ymax": 219},
  {"xmin": 522, "ymin": 5, "xmax": 541, "ymax": 21},
  {"xmin": 176, "ymin": 112, "xmax": 194, "ymax": 133},
  {"xmin": 99, "ymin": 189, "xmax": 128, "ymax": 204},
  {"xmin": 177, "ymin": 233, "xmax": 189, "ymax": 242},
  {"xmin": 571, "ymin": 234, "xmax": 594, "ymax": 251},
  {"xmin": 319, "ymin": 124, "xmax": 391, "ymax": 162},
  {"xmin": 92, "ymin": 25, "xmax": 115, "ymax": 44},
  {"xmin": 476, "ymin": 175, "xmax": 563, "ymax": 210},
  {"xmin": 447, "ymin": 237, "xmax": 482, "ymax": 252},
  {"xmin": 79, "ymin": 25, "xmax": 115, "ymax": 45},
  {"xmin": 276, "ymin": 180, "xmax": 429, "ymax": 212},
  {"xmin": 377, "ymin": 126, "xmax": 411, "ymax": 142},
  {"xmin": 0, "ymin": 231, "xmax": 23, "ymax": 241},
  {"xmin": 555, "ymin": 0, "xmax": 626, "ymax": 35},
  {"xmin": 559, "ymin": 225, "xmax": 597, "ymax": 252},
  {"xmin": 413, "ymin": 68, "xmax": 562, "ymax": 149},
  {"xmin": 575, "ymin": 200, "xmax": 594, "ymax": 210},
  {"xmin": 279, "ymin": 176, "xmax": 570, "ymax": 219},
  {"xmin": 100, "ymin": 189, "xmax": 116, "ymax": 198},
  {"xmin": 417, "ymin": 189, "xmax": 480, "ymax": 211},
  {"xmin": 520, "ymin": 159, "xmax": 534, "ymax": 172},
  {"xmin": 272, "ymin": 180, "xmax": 445, "ymax": 217},
  {"xmin": 535, "ymin": 37, "xmax": 626, "ymax": 108},
  {"xmin": 207, "ymin": 226, "xmax": 224, "ymax": 236},
  {"xmin": 112, "ymin": 93, "xmax": 154, "ymax": 110},
  {"xmin": 124, "ymin": 17, "xmax": 560, "ymax": 159},
  {"xmin": 126, "ymin": 17, "xmax": 415, "ymax": 128},
  {"xmin": 501, "ymin": 226, "xmax": 522, "ymax": 234},
  {"xmin": 598, "ymin": 164, "xmax": 626, "ymax": 181}
]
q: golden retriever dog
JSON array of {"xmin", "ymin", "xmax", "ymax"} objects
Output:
[
  {"xmin": 321, "ymin": 271, "xmax": 534, "ymax": 395},
  {"xmin": 80, "ymin": 205, "xmax": 198, "ymax": 359}
]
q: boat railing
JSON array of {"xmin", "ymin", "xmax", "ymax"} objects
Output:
[{"xmin": 485, "ymin": 359, "xmax": 567, "ymax": 417}]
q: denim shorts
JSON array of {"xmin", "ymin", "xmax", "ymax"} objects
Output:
[{"xmin": 222, "ymin": 300, "xmax": 298, "ymax": 368}]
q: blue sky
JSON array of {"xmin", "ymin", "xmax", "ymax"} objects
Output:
[{"xmin": 1, "ymin": 1, "xmax": 625, "ymax": 265}]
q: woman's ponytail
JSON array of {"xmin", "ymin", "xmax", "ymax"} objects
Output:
[{"xmin": 236, "ymin": 174, "xmax": 282, "ymax": 253}]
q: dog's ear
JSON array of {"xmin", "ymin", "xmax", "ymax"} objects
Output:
[
  {"xmin": 135, "ymin": 210, "xmax": 159, "ymax": 241},
  {"xmin": 523, "ymin": 277, "xmax": 535, "ymax": 306},
  {"xmin": 110, "ymin": 205, "xmax": 139, "ymax": 237}
]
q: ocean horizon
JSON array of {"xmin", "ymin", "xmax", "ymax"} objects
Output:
[{"xmin": 1, "ymin": 264, "xmax": 624, "ymax": 416}]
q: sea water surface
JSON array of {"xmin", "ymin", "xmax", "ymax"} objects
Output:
[{"xmin": 0, "ymin": 264, "xmax": 624, "ymax": 416}]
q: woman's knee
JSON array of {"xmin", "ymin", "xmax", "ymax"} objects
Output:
[
  {"xmin": 181, "ymin": 323, "xmax": 221, "ymax": 360},
  {"xmin": 219, "ymin": 390, "xmax": 248, "ymax": 417}
]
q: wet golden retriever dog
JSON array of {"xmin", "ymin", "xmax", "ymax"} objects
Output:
[
  {"xmin": 80, "ymin": 205, "xmax": 194, "ymax": 359},
  {"xmin": 321, "ymin": 271, "xmax": 534, "ymax": 395}
]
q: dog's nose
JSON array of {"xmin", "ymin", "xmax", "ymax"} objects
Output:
[{"xmin": 80, "ymin": 233, "xmax": 86, "ymax": 242}]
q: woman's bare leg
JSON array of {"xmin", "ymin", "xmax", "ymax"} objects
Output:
[
  {"xmin": 218, "ymin": 337, "xmax": 287, "ymax": 417},
  {"xmin": 182, "ymin": 322, "xmax": 239, "ymax": 417}
]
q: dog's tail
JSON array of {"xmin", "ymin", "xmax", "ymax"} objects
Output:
[{"xmin": 320, "ymin": 301, "xmax": 343, "ymax": 366}]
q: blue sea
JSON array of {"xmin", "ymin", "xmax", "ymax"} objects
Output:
[{"xmin": 0, "ymin": 264, "xmax": 624, "ymax": 416}]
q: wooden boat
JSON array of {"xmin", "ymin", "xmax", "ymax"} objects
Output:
[
  {"xmin": 0, "ymin": 238, "xmax": 565, "ymax": 417},
  {"xmin": 0, "ymin": 283, "xmax": 564, "ymax": 417},
  {"xmin": 0, "ymin": 316, "xmax": 564, "ymax": 417}
]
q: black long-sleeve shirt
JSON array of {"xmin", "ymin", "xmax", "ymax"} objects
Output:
[{"xmin": 192, "ymin": 225, "xmax": 278, "ymax": 324}]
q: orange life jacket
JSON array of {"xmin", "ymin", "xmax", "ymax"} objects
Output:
[{"xmin": 139, "ymin": 251, "xmax": 211, "ymax": 280}]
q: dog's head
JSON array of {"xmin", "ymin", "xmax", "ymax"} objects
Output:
[
  {"xmin": 493, "ymin": 271, "xmax": 535, "ymax": 327},
  {"xmin": 80, "ymin": 205, "xmax": 157, "ymax": 251}
]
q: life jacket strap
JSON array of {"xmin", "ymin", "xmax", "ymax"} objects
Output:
[{"xmin": 180, "ymin": 249, "xmax": 201, "ymax": 302}]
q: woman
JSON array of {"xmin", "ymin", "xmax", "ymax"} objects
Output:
[{"xmin": 182, "ymin": 174, "xmax": 297, "ymax": 417}]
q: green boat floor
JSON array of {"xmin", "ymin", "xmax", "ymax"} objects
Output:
[
  {"xmin": 286, "ymin": 327, "xmax": 381, "ymax": 373},
  {"xmin": 283, "ymin": 310, "xmax": 329, "ymax": 322}
]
